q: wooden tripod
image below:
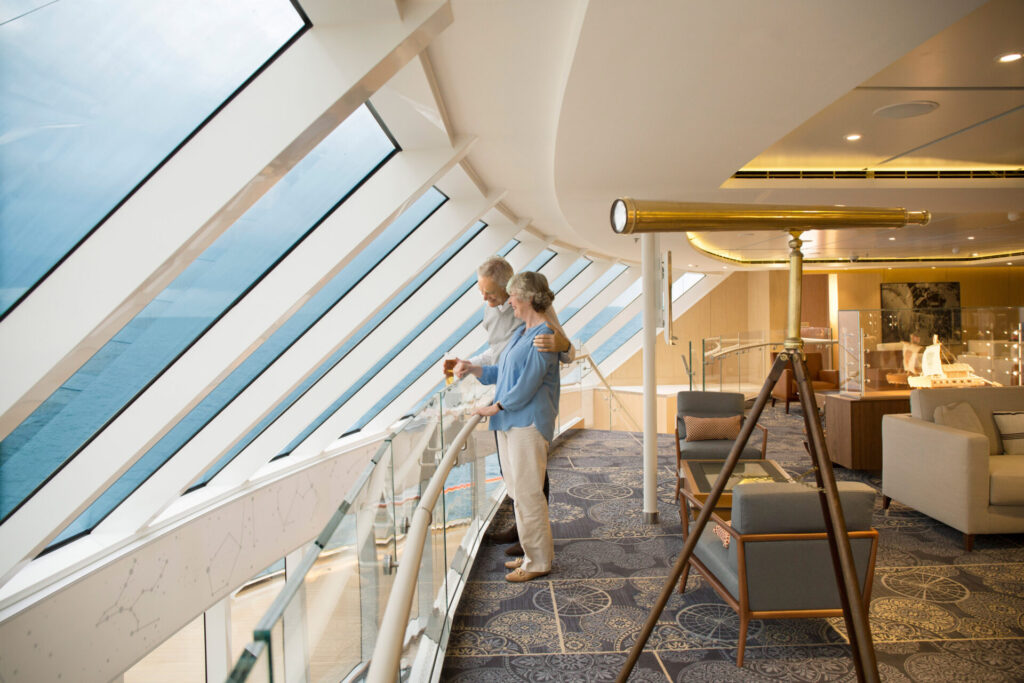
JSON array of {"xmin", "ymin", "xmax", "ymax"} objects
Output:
[{"xmin": 616, "ymin": 232, "xmax": 879, "ymax": 682}]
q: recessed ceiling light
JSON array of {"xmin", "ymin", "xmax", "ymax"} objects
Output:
[
  {"xmin": 844, "ymin": 133, "xmax": 862, "ymax": 142},
  {"xmin": 967, "ymin": 236, "xmax": 975, "ymax": 240},
  {"xmin": 873, "ymin": 100, "xmax": 940, "ymax": 119},
  {"xmin": 998, "ymin": 52, "xmax": 1022, "ymax": 63},
  {"xmin": 888, "ymin": 236, "xmax": 896, "ymax": 241},
  {"xmin": 972, "ymin": 252, "xmax": 979, "ymax": 257}
]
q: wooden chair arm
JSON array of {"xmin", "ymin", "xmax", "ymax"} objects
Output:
[
  {"xmin": 679, "ymin": 488, "xmax": 735, "ymax": 537},
  {"xmin": 674, "ymin": 423, "xmax": 682, "ymax": 464},
  {"xmin": 755, "ymin": 423, "xmax": 768, "ymax": 459}
]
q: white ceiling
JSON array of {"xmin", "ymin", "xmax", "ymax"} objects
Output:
[{"xmin": 423, "ymin": 0, "xmax": 1024, "ymax": 270}]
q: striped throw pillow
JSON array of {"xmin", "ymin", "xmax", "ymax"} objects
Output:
[
  {"xmin": 683, "ymin": 415, "xmax": 741, "ymax": 442},
  {"xmin": 993, "ymin": 411, "xmax": 1024, "ymax": 455}
]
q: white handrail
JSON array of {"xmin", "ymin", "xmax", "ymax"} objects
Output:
[
  {"xmin": 703, "ymin": 337, "xmax": 836, "ymax": 361},
  {"xmin": 366, "ymin": 414, "xmax": 482, "ymax": 683}
]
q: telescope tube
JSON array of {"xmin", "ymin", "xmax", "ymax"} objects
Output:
[{"xmin": 610, "ymin": 198, "xmax": 930, "ymax": 234}]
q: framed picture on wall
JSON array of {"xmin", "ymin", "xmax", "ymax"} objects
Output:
[{"xmin": 880, "ymin": 282, "xmax": 961, "ymax": 345}]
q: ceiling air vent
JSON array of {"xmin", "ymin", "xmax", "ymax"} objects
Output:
[{"xmin": 733, "ymin": 169, "xmax": 1023, "ymax": 180}]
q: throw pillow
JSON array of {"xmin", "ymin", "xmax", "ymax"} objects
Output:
[
  {"xmin": 993, "ymin": 411, "xmax": 1024, "ymax": 455},
  {"xmin": 684, "ymin": 415, "xmax": 741, "ymax": 441},
  {"xmin": 933, "ymin": 402, "xmax": 985, "ymax": 435},
  {"xmin": 712, "ymin": 520, "xmax": 732, "ymax": 548}
]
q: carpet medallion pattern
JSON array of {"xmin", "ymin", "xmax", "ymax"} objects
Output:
[{"xmin": 443, "ymin": 405, "xmax": 1024, "ymax": 681}]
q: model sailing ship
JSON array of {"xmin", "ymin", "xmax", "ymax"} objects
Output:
[{"xmin": 907, "ymin": 336, "xmax": 1000, "ymax": 388}]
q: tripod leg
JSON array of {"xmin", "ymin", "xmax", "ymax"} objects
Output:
[
  {"xmin": 793, "ymin": 356, "xmax": 879, "ymax": 683},
  {"xmin": 615, "ymin": 353, "xmax": 788, "ymax": 682},
  {"xmin": 796, "ymin": 392, "xmax": 862, "ymax": 673}
]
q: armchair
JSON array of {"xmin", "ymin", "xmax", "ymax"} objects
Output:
[
  {"xmin": 674, "ymin": 391, "xmax": 766, "ymax": 501},
  {"xmin": 679, "ymin": 481, "xmax": 879, "ymax": 667},
  {"xmin": 770, "ymin": 351, "xmax": 838, "ymax": 413}
]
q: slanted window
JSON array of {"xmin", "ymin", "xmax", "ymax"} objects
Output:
[
  {"xmin": 47, "ymin": 189, "xmax": 447, "ymax": 548},
  {"xmin": 558, "ymin": 263, "xmax": 629, "ymax": 324},
  {"xmin": 0, "ymin": 0, "xmax": 306, "ymax": 317},
  {"xmin": 575, "ymin": 277, "xmax": 642, "ymax": 346},
  {"xmin": 548, "ymin": 256, "xmax": 591, "ymax": 293},
  {"xmin": 591, "ymin": 273, "xmax": 705, "ymax": 364},
  {"xmin": 0, "ymin": 105, "xmax": 396, "ymax": 524},
  {"xmin": 192, "ymin": 227, "xmax": 506, "ymax": 486}
]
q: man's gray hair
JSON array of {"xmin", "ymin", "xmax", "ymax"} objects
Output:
[{"xmin": 477, "ymin": 256, "xmax": 514, "ymax": 288}]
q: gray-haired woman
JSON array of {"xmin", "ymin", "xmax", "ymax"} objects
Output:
[{"xmin": 467, "ymin": 271, "xmax": 560, "ymax": 582}]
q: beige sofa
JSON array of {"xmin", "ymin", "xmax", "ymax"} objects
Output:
[{"xmin": 881, "ymin": 386, "xmax": 1024, "ymax": 550}]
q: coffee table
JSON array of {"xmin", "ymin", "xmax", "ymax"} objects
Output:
[{"xmin": 679, "ymin": 459, "xmax": 791, "ymax": 522}]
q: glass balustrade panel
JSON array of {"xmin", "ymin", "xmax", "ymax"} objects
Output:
[
  {"xmin": 230, "ymin": 561, "xmax": 287, "ymax": 670},
  {"xmin": 122, "ymin": 614, "xmax": 204, "ymax": 683},
  {"xmin": 300, "ymin": 509, "xmax": 364, "ymax": 682},
  {"xmin": 267, "ymin": 620, "xmax": 285, "ymax": 682},
  {"xmin": 227, "ymin": 640, "xmax": 271, "ymax": 683}
]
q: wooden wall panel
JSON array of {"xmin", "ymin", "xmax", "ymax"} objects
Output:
[{"xmin": 606, "ymin": 265, "xmax": 1021, "ymax": 390}]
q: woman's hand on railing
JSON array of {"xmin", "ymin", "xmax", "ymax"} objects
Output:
[{"xmin": 473, "ymin": 403, "xmax": 500, "ymax": 417}]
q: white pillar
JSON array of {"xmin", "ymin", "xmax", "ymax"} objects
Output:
[
  {"xmin": 641, "ymin": 233, "xmax": 659, "ymax": 523},
  {"xmin": 204, "ymin": 597, "xmax": 232, "ymax": 683}
]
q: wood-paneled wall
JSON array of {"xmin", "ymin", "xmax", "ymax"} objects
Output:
[
  {"xmin": 826, "ymin": 265, "xmax": 1024, "ymax": 310},
  {"xmin": 607, "ymin": 265, "xmax": 1022, "ymax": 387}
]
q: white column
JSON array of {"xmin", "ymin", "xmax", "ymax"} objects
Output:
[
  {"xmin": 641, "ymin": 233, "xmax": 659, "ymax": 523},
  {"xmin": 204, "ymin": 597, "xmax": 232, "ymax": 683}
]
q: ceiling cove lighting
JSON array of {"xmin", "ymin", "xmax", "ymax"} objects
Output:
[{"xmin": 998, "ymin": 52, "xmax": 1022, "ymax": 63}]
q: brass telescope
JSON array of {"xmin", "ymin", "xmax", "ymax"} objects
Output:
[
  {"xmin": 612, "ymin": 197, "xmax": 931, "ymax": 683},
  {"xmin": 609, "ymin": 198, "xmax": 930, "ymax": 233}
]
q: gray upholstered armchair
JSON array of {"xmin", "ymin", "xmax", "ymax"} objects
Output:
[
  {"xmin": 674, "ymin": 391, "xmax": 766, "ymax": 501},
  {"xmin": 679, "ymin": 481, "xmax": 879, "ymax": 667}
]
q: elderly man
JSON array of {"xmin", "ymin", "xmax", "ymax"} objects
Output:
[
  {"xmin": 451, "ymin": 256, "xmax": 573, "ymax": 555},
  {"xmin": 460, "ymin": 256, "xmax": 573, "ymax": 367}
]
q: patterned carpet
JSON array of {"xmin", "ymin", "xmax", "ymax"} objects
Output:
[{"xmin": 442, "ymin": 404, "xmax": 1024, "ymax": 682}]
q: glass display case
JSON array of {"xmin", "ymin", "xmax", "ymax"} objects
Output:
[{"xmin": 838, "ymin": 306, "xmax": 1023, "ymax": 395}]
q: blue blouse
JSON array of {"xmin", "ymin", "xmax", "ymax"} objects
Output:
[{"xmin": 479, "ymin": 322, "xmax": 560, "ymax": 442}]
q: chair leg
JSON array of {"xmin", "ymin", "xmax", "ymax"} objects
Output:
[
  {"xmin": 736, "ymin": 613, "xmax": 749, "ymax": 667},
  {"xmin": 674, "ymin": 426, "xmax": 682, "ymax": 502},
  {"xmin": 964, "ymin": 534, "xmax": 974, "ymax": 552},
  {"xmin": 784, "ymin": 397, "xmax": 791, "ymax": 414}
]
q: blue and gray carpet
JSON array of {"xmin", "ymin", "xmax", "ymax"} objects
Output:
[{"xmin": 442, "ymin": 404, "xmax": 1024, "ymax": 682}]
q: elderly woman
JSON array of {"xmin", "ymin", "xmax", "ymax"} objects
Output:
[{"xmin": 468, "ymin": 271, "xmax": 560, "ymax": 582}]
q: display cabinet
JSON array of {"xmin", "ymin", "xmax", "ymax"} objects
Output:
[{"xmin": 837, "ymin": 306, "xmax": 1022, "ymax": 396}]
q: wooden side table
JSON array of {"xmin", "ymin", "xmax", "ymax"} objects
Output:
[
  {"xmin": 824, "ymin": 392, "xmax": 910, "ymax": 470},
  {"xmin": 679, "ymin": 459, "xmax": 791, "ymax": 523}
]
